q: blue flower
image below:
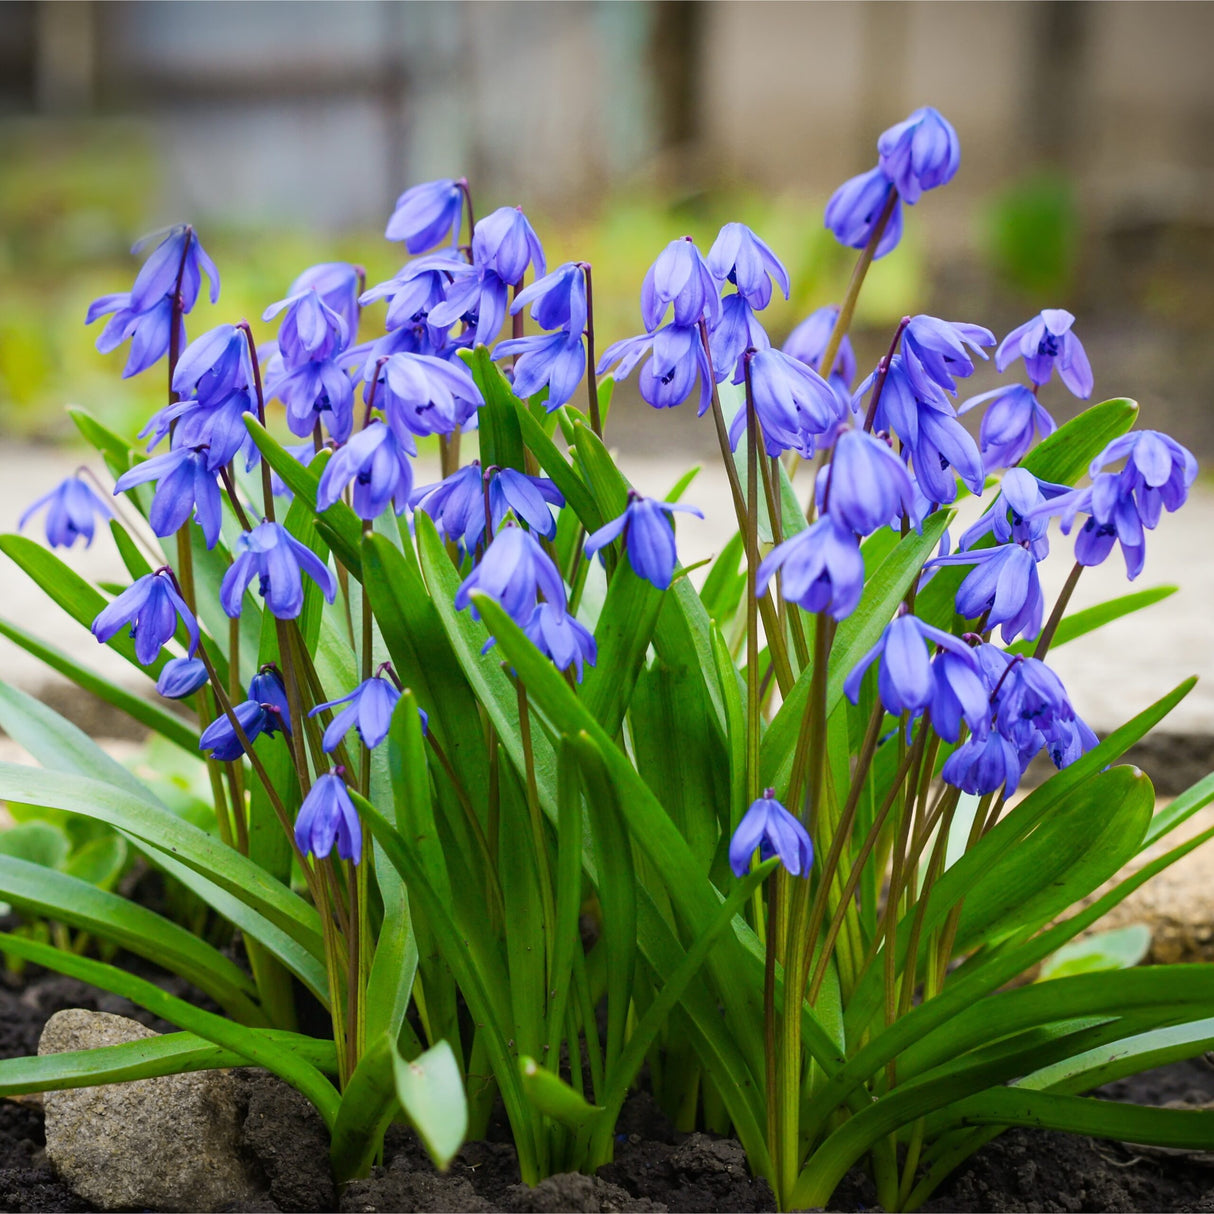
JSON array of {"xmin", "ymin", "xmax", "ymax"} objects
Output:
[
  {"xmin": 708, "ymin": 294, "xmax": 770, "ymax": 385},
  {"xmin": 640, "ymin": 237, "xmax": 721, "ymax": 332},
  {"xmin": 729, "ymin": 791, "xmax": 813, "ymax": 878},
  {"xmin": 523, "ymin": 602, "xmax": 597, "ymax": 682},
  {"xmin": 171, "ymin": 324, "xmax": 252, "ymax": 408},
  {"xmin": 1090, "ymin": 430, "xmax": 1198, "ymax": 528},
  {"xmin": 996, "ymin": 310, "xmax": 1093, "ymax": 397},
  {"xmin": 1045, "ymin": 714, "xmax": 1099, "ymax": 770},
  {"xmin": 491, "ymin": 468, "xmax": 563, "ymax": 539},
  {"xmin": 295, "ymin": 772, "xmax": 362, "ymax": 864},
  {"xmin": 128, "ymin": 224, "xmax": 220, "ymax": 315},
  {"xmin": 200, "ymin": 700, "xmax": 276, "ymax": 762},
  {"xmin": 931, "ymin": 542, "xmax": 1044, "ymax": 643},
  {"xmin": 310, "ymin": 675, "xmax": 402, "ymax": 752},
  {"xmin": 756, "ymin": 515, "xmax": 864, "ymax": 619},
  {"xmin": 877, "ymin": 107, "xmax": 961, "ymax": 205},
  {"xmin": 597, "ymin": 324, "xmax": 713, "ymax": 414},
  {"xmin": 730, "ymin": 348, "xmax": 845, "ymax": 458},
  {"xmin": 19, "ymin": 475, "xmax": 112, "ymax": 549},
  {"xmin": 86, "ymin": 293, "xmax": 181, "ymax": 379},
  {"xmin": 959, "ymin": 384, "xmax": 1057, "ymax": 472},
  {"xmin": 426, "ymin": 264, "xmax": 509, "ymax": 347},
  {"xmin": 385, "ymin": 179, "xmax": 464, "ymax": 253},
  {"xmin": 958, "ymin": 467, "xmax": 1068, "ymax": 560},
  {"xmin": 113, "ymin": 447, "xmax": 223, "ymax": 549},
  {"xmin": 824, "ymin": 166, "xmax": 903, "ymax": 260},
  {"xmin": 783, "ymin": 304, "xmax": 857, "ymax": 389},
  {"xmin": 989, "ymin": 655, "xmax": 1075, "ymax": 758},
  {"xmin": 455, "ymin": 522, "xmax": 567, "ymax": 625},
  {"xmin": 264, "ymin": 355, "xmax": 355, "ymax": 443},
  {"xmin": 706, "ymin": 223, "xmax": 790, "ymax": 310},
  {"xmin": 143, "ymin": 387, "xmax": 259, "ymax": 473},
  {"xmin": 825, "ymin": 428, "xmax": 916, "ymax": 535},
  {"xmin": 289, "ymin": 262, "xmax": 362, "ymax": 343},
  {"xmin": 374, "ymin": 351, "xmax": 483, "ymax": 440},
  {"xmin": 316, "ymin": 421, "xmax": 414, "ymax": 520},
  {"xmin": 1032, "ymin": 473, "xmax": 1151, "ymax": 580},
  {"xmin": 941, "ymin": 732, "xmax": 1025, "ymax": 796},
  {"xmin": 91, "ymin": 570, "xmax": 199, "ymax": 666},
  {"xmin": 156, "ymin": 656, "xmax": 209, "ymax": 699},
  {"xmin": 901, "ymin": 315, "xmax": 995, "ymax": 404},
  {"xmin": 510, "ymin": 262, "xmax": 586, "ymax": 332},
  {"xmin": 361, "ymin": 252, "xmax": 466, "ymax": 332},
  {"xmin": 584, "ymin": 492, "xmax": 703, "ymax": 592},
  {"xmin": 248, "ymin": 667, "xmax": 292, "ymax": 725},
  {"xmin": 472, "ymin": 206, "xmax": 546, "ymax": 285},
  {"xmin": 221, "ymin": 522, "xmax": 338, "ymax": 619},
  {"xmin": 930, "ymin": 649, "xmax": 991, "ymax": 743},
  {"xmin": 263, "ymin": 288, "xmax": 349, "ymax": 367},
  {"xmin": 409, "ymin": 463, "xmax": 484, "ymax": 548},
  {"xmin": 493, "ymin": 329, "xmax": 586, "ymax": 410}
]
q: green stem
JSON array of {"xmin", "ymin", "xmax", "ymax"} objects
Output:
[{"xmin": 516, "ymin": 680, "xmax": 556, "ymax": 983}]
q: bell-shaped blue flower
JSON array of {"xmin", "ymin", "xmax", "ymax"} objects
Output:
[
  {"xmin": 756, "ymin": 515, "xmax": 864, "ymax": 620},
  {"xmin": 221, "ymin": 522, "xmax": 338, "ymax": 620},
  {"xmin": 640, "ymin": 237, "xmax": 722, "ymax": 332},
  {"xmin": 490, "ymin": 467, "xmax": 563, "ymax": 539},
  {"xmin": 128, "ymin": 224, "xmax": 220, "ymax": 315},
  {"xmin": 941, "ymin": 732, "xmax": 1025, "ymax": 797},
  {"xmin": 91, "ymin": 570, "xmax": 199, "ymax": 667},
  {"xmin": 263, "ymin": 289, "xmax": 349, "ymax": 367},
  {"xmin": 958, "ymin": 467, "xmax": 1068, "ymax": 560},
  {"xmin": 931, "ymin": 542, "xmax": 1044, "ymax": 643},
  {"xmin": 494, "ymin": 329, "xmax": 586, "ymax": 410},
  {"xmin": 86, "ymin": 293, "xmax": 181, "ymax": 380},
  {"xmin": 295, "ymin": 771, "xmax": 362, "ymax": 864},
  {"xmin": 20, "ymin": 475, "xmax": 112, "ymax": 549},
  {"xmin": 455, "ymin": 522, "xmax": 567, "ymax": 625},
  {"xmin": 584, "ymin": 491, "xmax": 703, "ymax": 592},
  {"xmin": 289, "ymin": 262, "xmax": 361, "ymax": 344},
  {"xmin": 708, "ymin": 294, "xmax": 770, "ymax": 385},
  {"xmin": 1090, "ymin": 430, "xmax": 1198, "ymax": 528},
  {"xmin": 248, "ymin": 667, "xmax": 292, "ymax": 727},
  {"xmin": 171, "ymin": 324, "xmax": 251, "ymax": 408},
  {"xmin": 310, "ymin": 675, "xmax": 402, "ymax": 753},
  {"xmin": 361, "ymin": 252, "xmax": 466, "ymax": 333},
  {"xmin": 824, "ymin": 166, "xmax": 903, "ymax": 260},
  {"xmin": 472, "ymin": 206, "xmax": 546, "ymax": 285},
  {"xmin": 426, "ymin": 263, "xmax": 509, "ymax": 347},
  {"xmin": 510, "ymin": 262, "xmax": 586, "ymax": 333},
  {"xmin": 1031, "ymin": 472, "xmax": 1151, "ymax": 580},
  {"xmin": 729, "ymin": 791, "xmax": 813, "ymax": 878},
  {"xmin": 597, "ymin": 324, "xmax": 713, "ymax": 414},
  {"xmin": 113, "ymin": 447, "xmax": 223, "ymax": 549},
  {"xmin": 523, "ymin": 602, "xmax": 597, "ymax": 683},
  {"xmin": 730, "ymin": 348, "xmax": 845, "ymax": 458},
  {"xmin": 877, "ymin": 107, "xmax": 961, "ymax": 205},
  {"xmin": 783, "ymin": 304, "xmax": 857, "ymax": 389},
  {"xmin": 156, "ymin": 656, "xmax": 209, "ymax": 700},
  {"xmin": 901, "ymin": 315, "xmax": 994, "ymax": 404},
  {"xmin": 996, "ymin": 309, "xmax": 1093, "ymax": 398},
  {"xmin": 374, "ymin": 351, "xmax": 483, "ymax": 440},
  {"xmin": 1045, "ymin": 713, "xmax": 1099, "ymax": 770},
  {"xmin": 409, "ymin": 463, "xmax": 485, "ymax": 549},
  {"xmin": 825, "ymin": 428, "xmax": 916, "ymax": 535},
  {"xmin": 264, "ymin": 355, "xmax": 355, "ymax": 444},
  {"xmin": 959, "ymin": 384, "xmax": 1058, "ymax": 472},
  {"xmin": 200, "ymin": 700, "xmax": 275, "ymax": 762},
  {"xmin": 385, "ymin": 179, "xmax": 464, "ymax": 253},
  {"xmin": 706, "ymin": 223, "xmax": 790, "ymax": 310},
  {"xmin": 930, "ymin": 649, "xmax": 991, "ymax": 744},
  {"xmin": 316, "ymin": 421, "xmax": 414, "ymax": 520}
]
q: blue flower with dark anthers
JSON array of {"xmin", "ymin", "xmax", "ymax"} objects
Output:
[
  {"xmin": 289, "ymin": 262, "xmax": 361, "ymax": 343},
  {"xmin": 493, "ymin": 329, "xmax": 586, "ymax": 410},
  {"xmin": 263, "ymin": 354, "xmax": 355, "ymax": 443},
  {"xmin": 729, "ymin": 790, "xmax": 813, "ymax": 879},
  {"xmin": 941, "ymin": 732, "xmax": 1025, "ymax": 796},
  {"xmin": 597, "ymin": 324, "xmax": 714, "ymax": 414},
  {"xmin": 87, "ymin": 293, "xmax": 182, "ymax": 379},
  {"xmin": 1031, "ymin": 473, "xmax": 1149, "ymax": 580},
  {"xmin": 199, "ymin": 700, "xmax": 277, "ymax": 762},
  {"xmin": 930, "ymin": 649, "xmax": 991, "ymax": 744},
  {"xmin": 385, "ymin": 179, "xmax": 464, "ymax": 253},
  {"xmin": 706, "ymin": 223, "xmax": 790, "ymax": 311},
  {"xmin": 877, "ymin": 107, "xmax": 961, "ymax": 205},
  {"xmin": 511, "ymin": 262, "xmax": 586, "ymax": 332},
  {"xmin": 91, "ymin": 570, "xmax": 199, "ymax": 667},
  {"xmin": 221, "ymin": 522, "xmax": 338, "ymax": 620},
  {"xmin": 1045, "ymin": 713, "xmax": 1099, "ymax": 770},
  {"xmin": 420, "ymin": 259, "xmax": 509, "ymax": 347},
  {"xmin": 959, "ymin": 383, "xmax": 1058, "ymax": 472},
  {"xmin": 930, "ymin": 542, "xmax": 1044, "ymax": 643},
  {"xmin": 128, "ymin": 224, "xmax": 220, "ymax": 315},
  {"xmin": 171, "ymin": 325, "xmax": 252, "ymax": 408},
  {"xmin": 640, "ymin": 237, "xmax": 722, "ymax": 332},
  {"xmin": 959, "ymin": 468, "xmax": 1068, "ymax": 560},
  {"xmin": 472, "ymin": 206, "xmax": 546, "ymax": 286},
  {"xmin": 523, "ymin": 602, "xmax": 597, "ymax": 683},
  {"xmin": 996, "ymin": 309, "xmax": 1093, "ymax": 398},
  {"xmin": 1090, "ymin": 430, "xmax": 1198, "ymax": 528},
  {"xmin": 825, "ymin": 428, "xmax": 916, "ymax": 536},
  {"xmin": 361, "ymin": 254, "xmax": 461, "ymax": 333},
  {"xmin": 373, "ymin": 351, "xmax": 484, "ymax": 440},
  {"xmin": 756, "ymin": 514, "xmax": 864, "ymax": 620},
  {"xmin": 147, "ymin": 387, "xmax": 259, "ymax": 472},
  {"xmin": 825, "ymin": 166, "xmax": 903, "ymax": 260},
  {"xmin": 456, "ymin": 523, "xmax": 566, "ymax": 625},
  {"xmin": 156, "ymin": 656, "xmax": 209, "ymax": 700},
  {"xmin": 295, "ymin": 771, "xmax": 363, "ymax": 864},
  {"xmin": 248, "ymin": 666, "xmax": 291, "ymax": 727},
  {"xmin": 19, "ymin": 475, "xmax": 111, "ymax": 549},
  {"xmin": 584, "ymin": 492, "xmax": 703, "ymax": 592},
  {"xmin": 263, "ymin": 289, "xmax": 349, "ymax": 367},
  {"xmin": 409, "ymin": 463, "xmax": 484, "ymax": 549},
  {"xmin": 901, "ymin": 315, "xmax": 995, "ymax": 404},
  {"xmin": 708, "ymin": 294, "xmax": 770, "ymax": 384},
  {"xmin": 490, "ymin": 467, "xmax": 564, "ymax": 539},
  {"xmin": 844, "ymin": 612, "xmax": 980, "ymax": 719},
  {"xmin": 316, "ymin": 421, "xmax": 414, "ymax": 520},
  {"xmin": 783, "ymin": 304, "xmax": 857, "ymax": 388},
  {"xmin": 729, "ymin": 348, "xmax": 845, "ymax": 458},
  {"xmin": 113, "ymin": 447, "xmax": 223, "ymax": 549},
  {"xmin": 990, "ymin": 655, "xmax": 1075, "ymax": 756},
  {"xmin": 310, "ymin": 676, "xmax": 403, "ymax": 752}
]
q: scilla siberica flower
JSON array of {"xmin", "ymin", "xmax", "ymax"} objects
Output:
[
  {"xmin": 1090, "ymin": 430, "xmax": 1198, "ymax": 528},
  {"xmin": 597, "ymin": 324, "xmax": 713, "ymax": 414},
  {"xmin": 824, "ymin": 166, "xmax": 903, "ymax": 260},
  {"xmin": 958, "ymin": 467, "xmax": 1068, "ymax": 560},
  {"xmin": 221, "ymin": 522, "xmax": 338, "ymax": 620},
  {"xmin": 708, "ymin": 294, "xmax": 771, "ymax": 385},
  {"xmin": 316, "ymin": 422, "xmax": 414, "ymax": 520},
  {"xmin": 825, "ymin": 428, "xmax": 916, "ymax": 535},
  {"xmin": 1033, "ymin": 474, "xmax": 1149, "ymax": 579},
  {"xmin": 411, "ymin": 462, "xmax": 562, "ymax": 549},
  {"xmin": 900, "ymin": 315, "xmax": 995, "ymax": 404},
  {"xmin": 730, "ymin": 348, "xmax": 845, "ymax": 458},
  {"xmin": 996, "ymin": 309, "xmax": 1093, "ymax": 398},
  {"xmin": 989, "ymin": 655, "xmax": 1076, "ymax": 756},
  {"xmin": 19, "ymin": 475, "xmax": 111, "ymax": 549},
  {"xmin": 310, "ymin": 675, "xmax": 403, "ymax": 753},
  {"xmin": 706, "ymin": 223, "xmax": 790, "ymax": 311},
  {"xmin": 172, "ymin": 324, "xmax": 251, "ymax": 406},
  {"xmin": 198, "ymin": 667, "xmax": 291, "ymax": 761},
  {"xmin": 783, "ymin": 304, "xmax": 857, "ymax": 390},
  {"xmin": 295, "ymin": 771, "xmax": 362, "ymax": 864},
  {"xmin": 472, "ymin": 206, "xmax": 546, "ymax": 286},
  {"xmin": 959, "ymin": 383, "xmax": 1057, "ymax": 472},
  {"xmin": 929, "ymin": 649, "xmax": 991, "ymax": 744},
  {"xmin": 289, "ymin": 262, "xmax": 362, "ymax": 343},
  {"xmin": 756, "ymin": 515, "xmax": 864, "ymax": 620},
  {"xmin": 91, "ymin": 570, "xmax": 199, "ymax": 667},
  {"xmin": 113, "ymin": 447, "xmax": 223, "ymax": 550},
  {"xmin": 877, "ymin": 107, "xmax": 961, "ymax": 205},
  {"xmin": 374, "ymin": 351, "xmax": 483, "ymax": 440},
  {"xmin": 265, "ymin": 356, "xmax": 355, "ymax": 444},
  {"xmin": 385, "ymin": 179, "xmax": 464, "ymax": 253},
  {"xmin": 942, "ymin": 731, "xmax": 1025, "ymax": 797},
  {"xmin": 584, "ymin": 491, "xmax": 704, "ymax": 592},
  {"xmin": 641, "ymin": 237, "xmax": 721, "ymax": 331},
  {"xmin": 156, "ymin": 656, "xmax": 209, "ymax": 700},
  {"xmin": 360, "ymin": 253, "xmax": 460, "ymax": 334},
  {"xmin": 930, "ymin": 541, "xmax": 1044, "ymax": 643},
  {"xmin": 455, "ymin": 522, "xmax": 566, "ymax": 625},
  {"xmin": 263, "ymin": 288, "xmax": 349, "ymax": 366},
  {"xmin": 523, "ymin": 602, "xmax": 597, "ymax": 682},
  {"xmin": 729, "ymin": 790, "xmax": 813, "ymax": 879}
]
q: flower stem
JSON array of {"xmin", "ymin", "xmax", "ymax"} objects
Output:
[
  {"xmin": 582, "ymin": 263, "xmax": 603, "ymax": 439},
  {"xmin": 861, "ymin": 315, "xmax": 912, "ymax": 434},
  {"xmin": 238, "ymin": 321, "xmax": 276, "ymax": 525}
]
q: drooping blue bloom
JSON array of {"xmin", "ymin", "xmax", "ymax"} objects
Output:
[
  {"xmin": 493, "ymin": 329, "xmax": 586, "ymax": 410},
  {"xmin": 360, "ymin": 252, "xmax": 468, "ymax": 333},
  {"xmin": 958, "ymin": 467, "xmax": 1069, "ymax": 560},
  {"xmin": 824, "ymin": 166, "xmax": 903, "ymax": 260},
  {"xmin": 756, "ymin": 515, "xmax": 865, "ymax": 620},
  {"xmin": 729, "ymin": 348, "xmax": 846, "ymax": 458},
  {"xmin": 708, "ymin": 294, "xmax": 771, "ymax": 384},
  {"xmin": 825, "ymin": 428, "xmax": 916, "ymax": 535},
  {"xmin": 264, "ymin": 354, "xmax": 355, "ymax": 443},
  {"xmin": 959, "ymin": 384, "xmax": 1058, "ymax": 471},
  {"xmin": 597, "ymin": 324, "xmax": 713, "ymax": 414},
  {"xmin": 844, "ymin": 612, "xmax": 979, "ymax": 719},
  {"xmin": 128, "ymin": 224, "xmax": 220, "ymax": 315},
  {"xmin": 425, "ymin": 263, "xmax": 509, "ymax": 347},
  {"xmin": 1031, "ymin": 472, "xmax": 1150, "ymax": 579},
  {"xmin": 877, "ymin": 107, "xmax": 961, "ymax": 205},
  {"xmin": 113, "ymin": 447, "xmax": 223, "ymax": 549},
  {"xmin": 247, "ymin": 667, "xmax": 292, "ymax": 726},
  {"xmin": 584, "ymin": 491, "xmax": 703, "ymax": 592},
  {"xmin": 316, "ymin": 421, "xmax": 414, "ymax": 520},
  {"xmin": 221, "ymin": 522, "xmax": 338, "ymax": 619},
  {"xmin": 373, "ymin": 351, "xmax": 484, "ymax": 440},
  {"xmin": 86, "ymin": 293, "xmax": 181, "ymax": 379},
  {"xmin": 199, "ymin": 700, "xmax": 278, "ymax": 762},
  {"xmin": 1089, "ymin": 430, "xmax": 1198, "ymax": 528},
  {"xmin": 510, "ymin": 262, "xmax": 586, "ymax": 332},
  {"xmin": 151, "ymin": 388, "xmax": 259, "ymax": 473},
  {"xmin": 295, "ymin": 771, "xmax": 362, "ymax": 864},
  {"xmin": 996, "ymin": 309, "xmax": 1093, "ymax": 397},
  {"xmin": 930, "ymin": 649, "xmax": 991, "ymax": 743},
  {"xmin": 523, "ymin": 602, "xmax": 598, "ymax": 682},
  {"xmin": 1045, "ymin": 713, "xmax": 1099, "ymax": 770},
  {"xmin": 783, "ymin": 304, "xmax": 857, "ymax": 389},
  {"xmin": 729, "ymin": 791, "xmax": 813, "ymax": 878},
  {"xmin": 385, "ymin": 179, "xmax": 464, "ymax": 253},
  {"xmin": 490, "ymin": 467, "xmax": 564, "ymax": 539},
  {"xmin": 989, "ymin": 655, "xmax": 1075, "ymax": 756},
  {"xmin": 310, "ymin": 675, "xmax": 402, "ymax": 752},
  {"xmin": 263, "ymin": 289, "xmax": 349, "ymax": 367},
  {"xmin": 91, "ymin": 570, "xmax": 199, "ymax": 666},
  {"xmin": 901, "ymin": 315, "xmax": 995, "ymax": 404},
  {"xmin": 409, "ymin": 463, "xmax": 485, "ymax": 548},
  {"xmin": 706, "ymin": 223, "xmax": 790, "ymax": 310},
  {"xmin": 19, "ymin": 475, "xmax": 112, "ymax": 549},
  {"xmin": 289, "ymin": 262, "xmax": 362, "ymax": 343},
  {"xmin": 930, "ymin": 542, "xmax": 1044, "ymax": 643},
  {"xmin": 472, "ymin": 206, "xmax": 546, "ymax": 285},
  {"xmin": 171, "ymin": 324, "xmax": 252, "ymax": 408},
  {"xmin": 454, "ymin": 522, "xmax": 567, "ymax": 624},
  {"xmin": 941, "ymin": 732, "xmax": 1025, "ymax": 796},
  {"xmin": 640, "ymin": 237, "xmax": 722, "ymax": 332},
  {"xmin": 156, "ymin": 656, "xmax": 209, "ymax": 699}
]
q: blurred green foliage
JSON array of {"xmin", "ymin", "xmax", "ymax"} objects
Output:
[{"xmin": 981, "ymin": 170, "xmax": 1080, "ymax": 298}]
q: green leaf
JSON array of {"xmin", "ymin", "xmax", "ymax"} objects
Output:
[
  {"xmin": 62, "ymin": 834, "xmax": 128, "ymax": 889},
  {"xmin": 519, "ymin": 1055, "xmax": 603, "ymax": 1128},
  {"xmin": 330, "ymin": 1033, "xmax": 400, "ymax": 1182},
  {"xmin": 109, "ymin": 519, "xmax": 154, "ymax": 582},
  {"xmin": 1021, "ymin": 397, "xmax": 1139, "ymax": 485},
  {"xmin": 394, "ymin": 1039, "xmax": 468, "ymax": 1171},
  {"xmin": 1039, "ymin": 925, "xmax": 1153, "ymax": 981},
  {"xmin": 0, "ymin": 822, "xmax": 69, "ymax": 869},
  {"xmin": 1145, "ymin": 768, "xmax": 1214, "ymax": 847},
  {"xmin": 511, "ymin": 401, "xmax": 603, "ymax": 533},
  {"xmin": 464, "ymin": 347, "xmax": 526, "ymax": 472}
]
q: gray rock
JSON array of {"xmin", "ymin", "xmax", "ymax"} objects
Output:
[{"xmin": 39, "ymin": 1008, "xmax": 265, "ymax": 1212}]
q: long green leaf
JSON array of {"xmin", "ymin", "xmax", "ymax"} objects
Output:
[
  {"xmin": 394, "ymin": 1039, "xmax": 468, "ymax": 1171},
  {"xmin": 330, "ymin": 1033, "xmax": 399, "ymax": 1182}
]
